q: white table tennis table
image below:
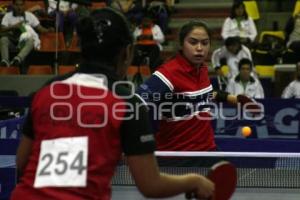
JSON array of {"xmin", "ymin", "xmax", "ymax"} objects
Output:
[{"xmin": 112, "ymin": 186, "xmax": 300, "ymax": 200}]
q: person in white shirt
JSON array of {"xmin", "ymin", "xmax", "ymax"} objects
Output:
[
  {"xmin": 221, "ymin": 1, "xmax": 257, "ymax": 46},
  {"xmin": 46, "ymin": 0, "xmax": 78, "ymax": 44},
  {"xmin": 0, "ymin": 0, "xmax": 53, "ymax": 67},
  {"xmin": 211, "ymin": 37, "xmax": 253, "ymax": 80},
  {"xmin": 132, "ymin": 15, "xmax": 165, "ymax": 71},
  {"xmin": 282, "ymin": 62, "xmax": 300, "ymax": 98},
  {"xmin": 285, "ymin": 12, "xmax": 300, "ymax": 56},
  {"xmin": 226, "ymin": 58, "xmax": 264, "ymax": 99}
]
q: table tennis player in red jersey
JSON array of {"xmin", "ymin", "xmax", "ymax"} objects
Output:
[
  {"xmin": 10, "ymin": 8, "xmax": 215, "ymax": 200},
  {"xmin": 137, "ymin": 20, "xmax": 259, "ymax": 151}
]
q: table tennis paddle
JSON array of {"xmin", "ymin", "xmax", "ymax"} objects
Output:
[
  {"xmin": 186, "ymin": 161, "xmax": 237, "ymax": 200},
  {"xmin": 237, "ymin": 94, "xmax": 263, "ymax": 116}
]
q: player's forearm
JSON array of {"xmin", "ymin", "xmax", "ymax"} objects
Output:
[
  {"xmin": 142, "ymin": 173, "xmax": 203, "ymax": 198},
  {"xmin": 214, "ymin": 91, "xmax": 237, "ymax": 104},
  {"xmin": 127, "ymin": 154, "xmax": 213, "ymax": 198}
]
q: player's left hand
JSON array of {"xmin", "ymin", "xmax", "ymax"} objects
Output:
[{"xmin": 236, "ymin": 94, "xmax": 263, "ymax": 116}]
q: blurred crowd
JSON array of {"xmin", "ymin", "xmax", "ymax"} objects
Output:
[{"xmin": 0, "ymin": 0, "xmax": 299, "ymax": 98}]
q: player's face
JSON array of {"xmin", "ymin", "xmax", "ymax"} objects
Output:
[
  {"xmin": 239, "ymin": 64, "xmax": 251, "ymax": 81},
  {"xmin": 182, "ymin": 27, "xmax": 210, "ymax": 67}
]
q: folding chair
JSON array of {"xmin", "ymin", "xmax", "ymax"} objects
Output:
[
  {"xmin": 27, "ymin": 65, "xmax": 53, "ymax": 75},
  {"xmin": 58, "ymin": 65, "xmax": 76, "ymax": 75},
  {"xmin": 243, "ymin": 0, "xmax": 260, "ymax": 20},
  {"xmin": 39, "ymin": 32, "xmax": 66, "ymax": 52},
  {"xmin": 139, "ymin": 65, "xmax": 151, "ymax": 77},
  {"xmin": 91, "ymin": 2, "xmax": 107, "ymax": 10},
  {"xmin": 0, "ymin": 67, "xmax": 20, "ymax": 75},
  {"xmin": 25, "ymin": 1, "xmax": 45, "ymax": 12},
  {"xmin": 293, "ymin": 0, "xmax": 300, "ymax": 16},
  {"xmin": 0, "ymin": 1, "xmax": 11, "ymax": 8},
  {"xmin": 259, "ymin": 31, "xmax": 285, "ymax": 43},
  {"xmin": 67, "ymin": 34, "xmax": 80, "ymax": 52}
]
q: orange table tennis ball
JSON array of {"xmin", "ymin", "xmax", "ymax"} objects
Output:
[{"xmin": 242, "ymin": 126, "xmax": 252, "ymax": 137}]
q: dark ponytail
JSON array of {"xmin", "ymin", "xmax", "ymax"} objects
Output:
[{"xmin": 76, "ymin": 8, "xmax": 133, "ymax": 63}]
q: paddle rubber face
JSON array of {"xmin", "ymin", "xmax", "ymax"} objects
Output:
[
  {"xmin": 237, "ymin": 94, "xmax": 263, "ymax": 115},
  {"xmin": 207, "ymin": 161, "xmax": 237, "ymax": 200}
]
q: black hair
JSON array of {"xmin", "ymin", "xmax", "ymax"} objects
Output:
[
  {"xmin": 12, "ymin": 0, "xmax": 25, "ymax": 17},
  {"xmin": 230, "ymin": 1, "xmax": 248, "ymax": 19},
  {"xmin": 13, "ymin": 0, "xmax": 24, "ymax": 4},
  {"xmin": 76, "ymin": 8, "xmax": 133, "ymax": 63},
  {"xmin": 224, "ymin": 36, "xmax": 241, "ymax": 47},
  {"xmin": 179, "ymin": 20, "xmax": 211, "ymax": 46},
  {"xmin": 296, "ymin": 62, "xmax": 300, "ymax": 71},
  {"xmin": 238, "ymin": 58, "xmax": 252, "ymax": 71}
]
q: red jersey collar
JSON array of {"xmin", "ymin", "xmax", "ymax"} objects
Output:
[{"xmin": 176, "ymin": 53, "xmax": 207, "ymax": 73}]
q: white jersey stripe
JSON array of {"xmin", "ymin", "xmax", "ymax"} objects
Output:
[
  {"xmin": 176, "ymin": 85, "xmax": 213, "ymax": 97},
  {"xmin": 153, "ymin": 71, "xmax": 174, "ymax": 91}
]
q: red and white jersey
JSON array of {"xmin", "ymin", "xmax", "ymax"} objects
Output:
[
  {"xmin": 11, "ymin": 64, "xmax": 155, "ymax": 200},
  {"xmin": 137, "ymin": 53, "xmax": 216, "ymax": 151}
]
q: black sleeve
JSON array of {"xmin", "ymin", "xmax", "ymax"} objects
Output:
[
  {"xmin": 120, "ymin": 95, "xmax": 156, "ymax": 156},
  {"xmin": 22, "ymin": 93, "xmax": 35, "ymax": 139},
  {"xmin": 22, "ymin": 109, "xmax": 34, "ymax": 139}
]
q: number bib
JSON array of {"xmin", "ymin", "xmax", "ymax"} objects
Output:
[{"xmin": 34, "ymin": 136, "xmax": 88, "ymax": 188}]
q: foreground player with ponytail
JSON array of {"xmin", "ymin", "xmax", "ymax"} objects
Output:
[{"xmin": 10, "ymin": 8, "xmax": 214, "ymax": 200}]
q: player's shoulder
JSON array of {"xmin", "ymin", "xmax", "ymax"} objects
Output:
[
  {"xmin": 114, "ymin": 83, "xmax": 146, "ymax": 105},
  {"xmin": 25, "ymin": 11, "xmax": 37, "ymax": 18},
  {"xmin": 288, "ymin": 80, "xmax": 299, "ymax": 87},
  {"xmin": 158, "ymin": 56, "xmax": 183, "ymax": 73}
]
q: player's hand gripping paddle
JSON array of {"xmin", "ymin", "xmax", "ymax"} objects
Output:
[
  {"xmin": 186, "ymin": 161, "xmax": 237, "ymax": 200},
  {"xmin": 237, "ymin": 94, "xmax": 263, "ymax": 116}
]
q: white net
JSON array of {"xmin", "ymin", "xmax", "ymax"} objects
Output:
[{"xmin": 112, "ymin": 151, "xmax": 300, "ymax": 188}]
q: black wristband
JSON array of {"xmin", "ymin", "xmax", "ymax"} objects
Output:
[{"xmin": 215, "ymin": 90, "xmax": 229, "ymax": 102}]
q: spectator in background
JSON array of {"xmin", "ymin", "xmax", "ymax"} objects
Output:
[
  {"xmin": 281, "ymin": 62, "xmax": 300, "ymax": 98},
  {"xmin": 226, "ymin": 58, "xmax": 264, "ymax": 99},
  {"xmin": 46, "ymin": 0, "xmax": 79, "ymax": 44},
  {"xmin": 133, "ymin": 15, "xmax": 164, "ymax": 72},
  {"xmin": 0, "ymin": 0, "xmax": 53, "ymax": 67},
  {"xmin": 111, "ymin": 0, "xmax": 143, "ymax": 26},
  {"xmin": 147, "ymin": 1, "xmax": 170, "ymax": 33},
  {"xmin": 221, "ymin": 1, "xmax": 257, "ymax": 47},
  {"xmin": 211, "ymin": 37, "xmax": 254, "ymax": 80},
  {"xmin": 285, "ymin": 12, "xmax": 300, "ymax": 57}
]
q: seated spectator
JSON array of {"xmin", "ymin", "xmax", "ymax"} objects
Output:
[
  {"xmin": 281, "ymin": 62, "xmax": 300, "ymax": 98},
  {"xmin": 211, "ymin": 37, "xmax": 254, "ymax": 80},
  {"xmin": 285, "ymin": 12, "xmax": 300, "ymax": 57},
  {"xmin": 0, "ymin": 0, "xmax": 53, "ymax": 67},
  {"xmin": 46, "ymin": 0, "xmax": 78, "ymax": 44},
  {"xmin": 147, "ymin": 1, "xmax": 170, "ymax": 33},
  {"xmin": 132, "ymin": 15, "xmax": 164, "ymax": 72},
  {"xmin": 110, "ymin": 0, "xmax": 143, "ymax": 25},
  {"xmin": 226, "ymin": 58, "xmax": 264, "ymax": 98},
  {"xmin": 221, "ymin": 1, "xmax": 257, "ymax": 47}
]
